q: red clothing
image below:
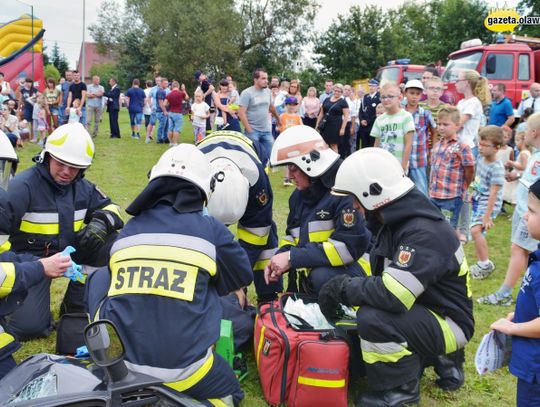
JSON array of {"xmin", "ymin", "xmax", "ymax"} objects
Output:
[{"xmin": 166, "ymin": 90, "xmax": 186, "ymax": 113}]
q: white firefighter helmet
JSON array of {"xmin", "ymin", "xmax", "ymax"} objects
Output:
[
  {"xmin": 0, "ymin": 130, "xmax": 18, "ymax": 190},
  {"xmin": 150, "ymin": 144, "xmax": 213, "ymax": 201},
  {"xmin": 270, "ymin": 125, "xmax": 339, "ymax": 178},
  {"xmin": 206, "ymin": 157, "xmax": 250, "ymax": 225},
  {"xmin": 41, "ymin": 122, "xmax": 94, "ymax": 169},
  {"xmin": 332, "ymin": 148, "xmax": 414, "ymax": 210}
]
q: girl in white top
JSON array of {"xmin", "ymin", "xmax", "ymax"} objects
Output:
[{"xmin": 456, "ymin": 69, "xmax": 491, "ymax": 155}]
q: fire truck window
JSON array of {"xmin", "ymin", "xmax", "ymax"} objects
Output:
[
  {"xmin": 481, "ymin": 54, "xmax": 514, "ymax": 80},
  {"xmin": 518, "ymin": 54, "xmax": 530, "ymax": 81}
]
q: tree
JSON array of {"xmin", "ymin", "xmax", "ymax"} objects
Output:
[
  {"xmin": 44, "ymin": 64, "xmax": 61, "ymax": 82},
  {"xmin": 314, "ymin": 0, "xmax": 490, "ymax": 83},
  {"xmin": 90, "ymin": 63, "xmax": 119, "ymax": 91},
  {"xmin": 89, "ymin": 0, "xmax": 153, "ymax": 90},
  {"xmin": 90, "ymin": 0, "xmax": 320, "ymax": 90},
  {"xmin": 314, "ymin": 5, "xmax": 387, "ymax": 83},
  {"xmin": 49, "ymin": 42, "xmax": 70, "ymax": 76},
  {"xmin": 517, "ymin": 0, "xmax": 540, "ymax": 37}
]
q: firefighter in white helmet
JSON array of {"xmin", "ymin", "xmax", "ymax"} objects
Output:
[
  {"xmin": 318, "ymin": 148, "xmax": 473, "ymax": 407},
  {"xmin": 3, "ymin": 123, "xmax": 124, "ymax": 340},
  {"xmin": 0, "ymin": 130, "xmax": 70, "ymax": 378},
  {"xmin": 86, "ymin": 144, "xmax": 252, "ymax": 406},
  {"xmin": 198, "ymin": 130, "xmax": 282, "ymax": 301},
  {"xmin": 265, "ymin": 125, "xmax": 370, "ymax": 294}
]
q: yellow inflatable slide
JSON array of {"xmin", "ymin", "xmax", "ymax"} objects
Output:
[{"xmin": 0, "ymin": 14, "xmax": 43, "ymax": 58}]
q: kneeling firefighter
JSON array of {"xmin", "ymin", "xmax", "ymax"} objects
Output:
[
  {"xmin": 319, "ymin": 148, "xmax": 474, "ymax": 407},
  {"xmin": 265, "ymin": 125, "xmax": 371, "ymax": 295},
  {"xmin": 198, "ymin": 130, "xmax": 282, "ymax": 301},
  {"xmin": 86, "ymin": 144, "xmax": 253, "ymax": 406},
  {"xmin": 0, "ymin": 132, "xmax": 70, "ymax": 378}
]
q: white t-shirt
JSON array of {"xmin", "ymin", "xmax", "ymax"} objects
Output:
[
  {"xmin": 191, "ymin": 102, "xmax": 210, "ymax": 127},
  {"xmin": 457, "ymin": 96, "xmax": 483, "ymax": 149},
  {"xmin": 68, "ymin": 107, "xmax": 80, "ymax": 123},
  {"xmin": 143, "ymin": 88, "xmax": 152, "ymax": 115}
]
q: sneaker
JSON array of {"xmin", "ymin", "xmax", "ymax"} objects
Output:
[
  {"xmin": 145, "ymin": 137, "xmax": 151, "ymax": 144},
  {"xmin": 477, "ymin": 291, "xmax": 513, "ymax": 306},
  {"xmin": 470, "ymin": 260, "xmax": 495, "ymax": 280}
]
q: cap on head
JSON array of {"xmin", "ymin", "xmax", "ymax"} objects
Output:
[
  {"xmin": 285, "ymin": 96, "xmax": 298, "ymax": 105},
  {"xmin": 42, "ymin": 123, "xmax": 94, "ymax": 169},
  {"xmin": 270, "ymin": 125, "xmax": 340, "ymax": 178},
  {"xmin": 404, "ymin": 79, "xmax": 424, "ymax": 91},
  {"xmin": 332, "ymin": 148, "xmax": 414, "ymax": 210},
  {"xmin": 368, "ymin": 79, "xmax": 379, "ymax": 86}
]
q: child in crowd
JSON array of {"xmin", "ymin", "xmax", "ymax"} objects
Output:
[
  {"xmin": 419, "ymin": 76, "xmax": 448, "ymax": 146},
  {"xmin": 404, "ymin": 79, "xmax": 436, "ymax": 196},
  {"xmin": 469, "ymin": 125, "xmax": 505, "ymax": 279},
  {"xmin": 36, "ymin": 96, "xmax": 48, "ymax": 145},
  {"xmin": 479, "ymin": 113, "xmax": 540, "ymax": 305},
  {"xmin": 505, "ymin": 130, "xmax": 533, "ymax": 203},
  {"xmin": 429, "ymin": 106, "xmax": 474, "ymax": 233},
  {"xmin": 228, "ymin": 81, "xmax": 239, "ymax": 105},
  {"xmin": 18, "ymin": 119, "xmax": 30, "ymax": 141},
  {"xmin": 279, "ymin": 96, "xmax": 303, "ymax": 186},
  {"xmin": 375, "ymin": 103, "xmax": 384, "ymax": 117},
  {"xmin": 490, "ymin": 176, "xmax": 540, "ymax": 406},
  {"xmin": 191, "ymin": 90, "xmax": 210, "ymax": 143},
  {"xmin": 371, "ymin": 82, "xmax": 415, "ymax": 171},
  {"xmin": 68, "ymin": 99, "xmax": 82, "ymax": 123},
  {"xmin": 270, "ymin": 84, "xmax": 281, "ymax": 139},
  {"xmin": 499, "ymin": 126, "xmax": 516, "ymax": 210}
]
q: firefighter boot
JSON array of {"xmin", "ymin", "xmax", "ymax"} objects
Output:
[
  {"xmin": 433, "ymin": 349, "xmax": 465, "ymax": 391},
  {"xmin": 356, "ymin": 379, "xmax": 420, "ymax": 407}
]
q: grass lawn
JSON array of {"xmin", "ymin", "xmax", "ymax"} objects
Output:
[{"xmin": 13, "ymin": 110, "xmax": 517, "ymax": 406}]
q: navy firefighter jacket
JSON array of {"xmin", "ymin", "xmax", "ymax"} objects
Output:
[
  {"xmin": 278, "ymin": 174, "xmax": 371, "ymax": 271},
  {"xmin": 86, "ymin": 203, "xmax": 253, "ymax": 372},
  {"xmin": 198, "ymin": 133, "xmax": 278, "ymax": 271},
  {"xmin": 5, "ymin": 162, "xmax": 123, "ymax": 257}
]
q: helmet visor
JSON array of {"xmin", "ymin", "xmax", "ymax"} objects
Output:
[{"xmin": 0, "ymin": 159, "xmax": 13, "ymax": 191}]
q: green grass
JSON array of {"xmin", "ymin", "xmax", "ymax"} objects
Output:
[{"xmin": 14, "ymin": 110, "xmax": 517, "ymax": 406}]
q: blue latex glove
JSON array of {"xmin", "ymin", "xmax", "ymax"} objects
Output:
[
  {"xmin": 61, "ymin": 246, "xmax": 87, "ymax": 284},
  {"xmin": 75, "ymin": 345, "xmax": 89, "ymax": 358}
]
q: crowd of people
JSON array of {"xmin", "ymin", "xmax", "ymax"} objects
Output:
[{"xmin": 1, "ymin": 64, "xmax": 540, "ymax": 406}]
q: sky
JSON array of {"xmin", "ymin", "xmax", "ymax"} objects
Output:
[{"xmin": 0, "ymin": 0, "xmax": 521, "ymax": 69}]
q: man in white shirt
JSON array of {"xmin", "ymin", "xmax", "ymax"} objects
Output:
[{"xmin": 518, "ymin": 82, "xmax": 540, "ymax": 116}]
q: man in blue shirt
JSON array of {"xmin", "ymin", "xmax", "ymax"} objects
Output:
[
  {"xmin": 489, "ymin": 83, "xmax": 515, "ymax": 127},
  {"xmin": 156, "ymin": 78, "xmax": 170, "ymax": 144},
  {"xmin": 125, "ymin": 79, "xmax": 146, "ymax": 139}
]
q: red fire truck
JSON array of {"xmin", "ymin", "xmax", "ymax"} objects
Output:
[{"xmin": 442, "ymin": 35, "xmax": 540, "ymax": 112}]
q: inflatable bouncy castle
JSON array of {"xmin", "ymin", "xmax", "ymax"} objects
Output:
[{"xmin": 0, "ymin": 14, "xmax": 45, "ymax": 91}]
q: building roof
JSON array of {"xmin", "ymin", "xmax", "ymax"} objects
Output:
[{"xmin": 76, "ymin": 42, "xmax": 116, "ymax": 82}]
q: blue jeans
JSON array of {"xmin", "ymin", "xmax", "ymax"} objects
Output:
[
  {"xmin": 129, "ymin": 111, "xmax": 143, "ymax": 126},
  {"xmin": 408, "ymin": 167, "xmax": 428, "ymax": 196},
  {"xmin": 59, "ymin": 105, "xmax": 67, "ymax": 125},
  {"xmin": 156, "ymin": 112, "xmax": 169, "ymax": 143},
  {"xmin": 168, "ymin": 112, "xmax": 183, "ymax": 133},
  {"xmin": 79, "ymin": 106, "xmax": 87, "ymax": 126},
  {"xmin": 246, "ymin": 129, "xmax": 273, "ymax": 166},
  {"xmin": 431, "ymin": 197, "xmax": 463, "ymax": 229}
]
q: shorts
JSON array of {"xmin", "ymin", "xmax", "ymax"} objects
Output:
[
  {"xmin": 129, "ymin": 111, "xmax": 143, "ymax": 126},
  {"xmin": 144, "ymin": 114, "xmax": 151, "ymax": 128},
  {"xmin": 168, "ymin": 112, "xmax": 183, "ymax": 133},
  {"xmin": 470, "ymin": 197, "xmax": 499, "ymax": 229},
  {"xmin": 511, "ymin": 210, "xmax": 539, "ymax": 252},
  {"xmin": 149, "ymin": 112, "xmax": 157, "ymax": 126},
  {"xmin": 517, "ymin": 378, "xmax": 540, "ymax": 407},
  {"xmin": 49, "ymin": 106, "xmax": 59, "ymax": 115},
  {"xmin": 431, "ymin": 197, "xmax": 463, "ymax": 229}
]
